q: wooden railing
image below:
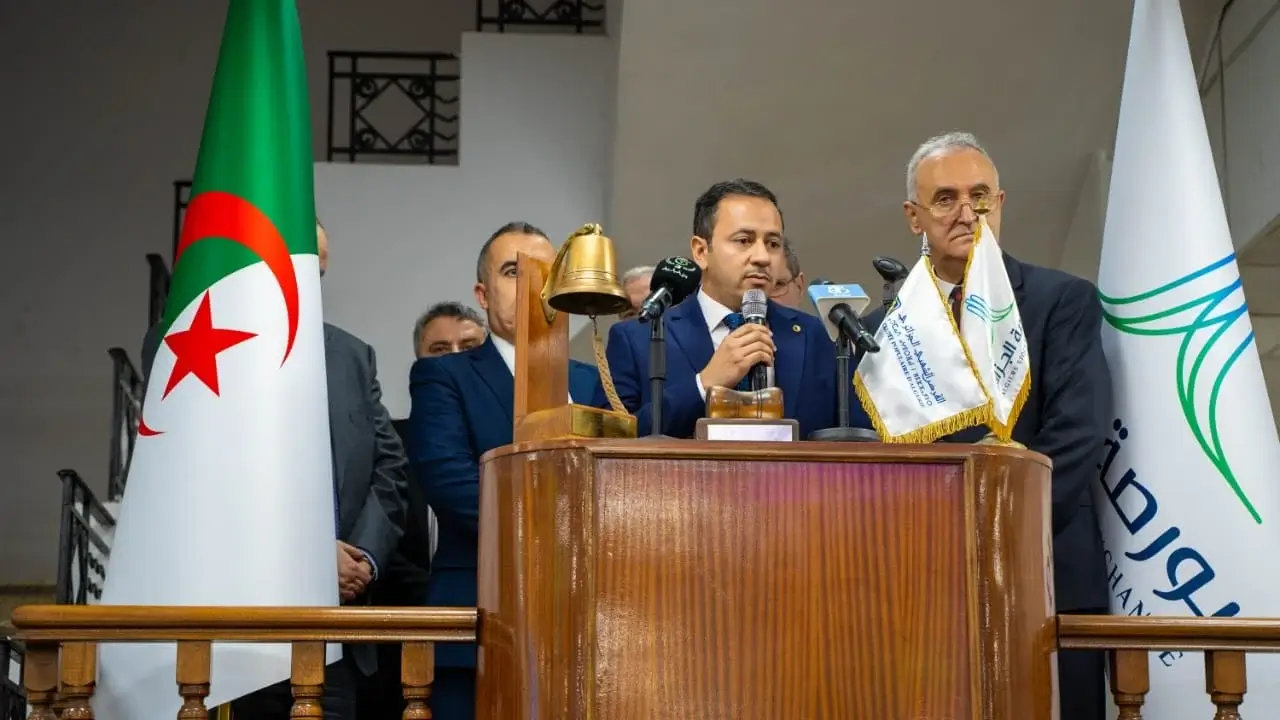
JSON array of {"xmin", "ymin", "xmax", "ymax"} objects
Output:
[
  {"xmin": 9, "ymin": 607, "xmax": 1279, "ymax": 718},
  {"xmin": 1058, "ymin": 615, "xmax": 1275, "ymax": 717},
  {"xmin": 9, "ymin": 605, "xmax": 476, "ymax": 719}
]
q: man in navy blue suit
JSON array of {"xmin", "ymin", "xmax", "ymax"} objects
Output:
[
  {"xmin": 604, "ymin": 179, "xmax": 839, "ymax": 439},
  {"xmin": 855, "ymin": 132, "xmax": 1112, "ymax": 720},
  {"xmin": 406, "ymin": 221, "xmax": 601, "ymax": 720}
]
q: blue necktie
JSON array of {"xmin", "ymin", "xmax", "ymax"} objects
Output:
[{"xmin": 721, "ymin": 313, "xmax": 753, "ymax": 391}]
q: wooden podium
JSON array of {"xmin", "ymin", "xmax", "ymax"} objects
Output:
[{"xmin": 474, "ymin": 440, "xmax": 1058, "ymax": 719}]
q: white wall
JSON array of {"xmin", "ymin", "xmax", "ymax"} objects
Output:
[
  {"xmin": 0, "ymin": 0, "xmax": 472, "ymax": 583},
  {"xmin": 316, "ymin": 32, "xmax": 617, "ymax": 418},
  {"xmin": 1202, "ymin": 0, "xmax": 1280, "ymax": 248}
]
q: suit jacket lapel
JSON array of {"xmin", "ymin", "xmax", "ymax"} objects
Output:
[
  {"xmin": 665, "ymin": 294, "xmax": 714, "ymax": 377},
  {"xmin": 471, "ymin": 337, "xmax": 515, "ymax": 419},
  {"xmin": 768, "ymin": 303, "xmax": 805, "ymax": 418},
  {"xmin": 1003, "ymin": 251, "xmax": 1026, "ymax": 306}
]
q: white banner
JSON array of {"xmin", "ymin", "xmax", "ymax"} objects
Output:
[
  {"xmin": 959, "ymin": 219, "xmax": 1030, "ymax": 440},
  {"xmin": 1095, "ymin": 0, "xmax": 1280, "ymax": 717},
  {"xmin": 855, "ymin": 255, "xmax": 990, "ymax": 442}
]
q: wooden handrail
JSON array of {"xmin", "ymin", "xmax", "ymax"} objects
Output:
[
  {"xmin": 1059, "ymin": 615, "xmax": 1280, "ymax": 651},
  {"xmin": 10, "ymin": 605, "xmax": 478, "ymax": 643},
  {"xmin": 11, "ymin": 605, "xmax": 477, "ymax": 718}
]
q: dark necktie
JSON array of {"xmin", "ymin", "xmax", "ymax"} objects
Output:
[
  {"xmin": 721, "ymin": 312, "xmax": 754, "ymax": 391},
  {"xmin": 949, "ymin": 286, "xmax": 963, "ymax": 327}
]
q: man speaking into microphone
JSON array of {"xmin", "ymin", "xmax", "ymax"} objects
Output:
[{"xmin": 602, "ymin": 179, "xmax": 840, "ymax": 439}]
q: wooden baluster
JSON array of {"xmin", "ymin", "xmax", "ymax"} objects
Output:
[
  {"xmin": 290, "ymin": 641, "xmax": 325, "ymax": 719},
  {"xmin": 22, "ymin": 642, "xmax": 58, "ymax": 720},
  {"xmin": 175, "ymin": 640, "xmax": 212, "ymax": 718},
  {"xmin": 401, "ymin": 641, "xmax": 434, "ymax": 719},
  {"xmin": 1108, "ymin": 649, "xmax": 1149, "ymax": 719},
  {"xmin": 1205, "ymin": 650, "xmax": 1246, "ymax": 720},
  {"xmin": 59, "ymin": 641, "xmax": 97, "ymax": 719}
]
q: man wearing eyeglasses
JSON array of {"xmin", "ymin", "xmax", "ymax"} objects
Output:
[
  {"xmin": 854, "ymin": 131, "xmax": 1113, "ymax": 720},
  {"xmin": 767, "ymin": 240, "xmax": 806, "ymax": 308}
]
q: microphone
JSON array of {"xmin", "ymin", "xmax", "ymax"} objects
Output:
[
  {"xmin": 639, "ymin": 257, "xmax": 702, "ymax": 322},
  {"xmin": 741, "ymin": 288, "xmax": 770, "ymax": 391},
  {"xmin": 872, "ymin": 256, "xmax": 909, "ymax": 313},
  {"xmin": 805, "ymin": 281, "xmax": 881, "ymax": 443},
  {"xmin": 806, "ymin": 282, "xmax": 880, "ymax": 353}
]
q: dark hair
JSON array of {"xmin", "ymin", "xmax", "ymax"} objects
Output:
[
  {"xmin": 692, "ymin": 179, "xmax": 783, "ymax": 243},
  {"xmin": 782, "ymin": 238, "xmax": 801, "ymax": 277},
  {"xmin": 475, "ymin": 221, "xmax": 548, "ymax": 283},
  {"xmin": 413, "ymin": 301, "xmax": 486, "ymax": 352}
]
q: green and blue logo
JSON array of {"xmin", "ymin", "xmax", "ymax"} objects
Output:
[
  {"xmin": 964, "ymin": 295, "xmax": 1014, "ymax": 343},
  {"xmin": 1099, "ymin": 253, "xmax": 1259, "ymax": 523}
]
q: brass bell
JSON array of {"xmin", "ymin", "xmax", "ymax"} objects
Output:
[{"xmin": 541, "ymin": 223, "xmax": 631, "ymax": 318}]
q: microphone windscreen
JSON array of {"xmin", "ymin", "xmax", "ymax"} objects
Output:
[
  {"xmin": 805, "ymin": 283, "xmax": 872, "ymax": 342},
  {"xmin": 742, "ymin": 288, "xmax": 768, "ymax": 321},
  {"xmin": 872, "ymin": 256, "xmax": 910, "ymax": 282},
  {"xmin": 650, "ymin": 256, "xmax": 702, "ymax": 305}
]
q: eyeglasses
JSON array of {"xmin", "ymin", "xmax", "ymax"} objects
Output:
[
  {"xmin": 913, "ymin": 192, "xmax": 999, "ymax": 219},
  {"xmin": 769, "ymin": 276, "xmax": 797, "ymax": 298}
]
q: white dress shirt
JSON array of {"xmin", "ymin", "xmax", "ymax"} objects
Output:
[
  {"xmin": 490, "ymin": 334, "xmax": 575, "ymax": 403},
  {"xmin": 694, "ymin": 289, "xmax": 775, "ymax": 399}
]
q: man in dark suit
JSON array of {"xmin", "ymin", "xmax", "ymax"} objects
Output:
[
  {"xmin": 407, "ymin": 222, "xmax": 601, "ymax": 720},
  {"xmin": 140, "ymin": 220, "xmax": 408, "ymax": 720},
  {"xmin": 854, "ymin": 131, "xmax": 1111, "ymax": 720},
  {"xmin": 604, "ymin": 179, "xmax": 839, "ymax": 439}
]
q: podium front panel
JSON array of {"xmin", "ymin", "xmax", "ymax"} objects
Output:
[{"xmin": 475, "ymin": 441, "xmax": 1055, "ymax": 720}]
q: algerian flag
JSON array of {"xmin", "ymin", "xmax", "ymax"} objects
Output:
[
  {"xmin": 958, "ymin": 218, "xmax": 1030, "ymax": 441},
  {"xmin": 854, "ymin": 254, "xmax": 991, "ymax": 442},
  {"xmin": 94, "ymin": 2, "xmax": 338, "ymax": 718},
  {"xmin": 1094, "ymin": 0, "xmax": 1280, "ymax": 716}
]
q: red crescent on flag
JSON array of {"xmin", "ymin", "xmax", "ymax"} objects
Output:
[{"xmin": 176, "ymin": 191, "xmax": 302, "ymax": 364}]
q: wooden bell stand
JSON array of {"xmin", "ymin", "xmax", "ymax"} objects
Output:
[{"xmin": 511, "ymin": 252, "xmax": 636, "ymax": 443}]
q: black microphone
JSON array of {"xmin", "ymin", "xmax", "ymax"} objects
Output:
[
  {"xmin": 805, "ymin": 280, "xmax": 880, "ymax": 442},
  {"xmin": 640, "ymin": 257, "xmax": 701, "ymax": 438},
  {"xmin": 809, "ymin": 280, "xmax": 880, "ymax": 353},
  {"xmin": 639, "ymin": 257, "xmax": 702, "ymax": 322},
  {"xmin": 742, "ymin": 288, "xmax": 770, "ymax": 391},
  {"xmin": 831, "ymin": 305, "xmax": 880, "ymax": 353},
  {"xmin": 872, "ymin": 256, "xmax": 909, "ymax": 313}
]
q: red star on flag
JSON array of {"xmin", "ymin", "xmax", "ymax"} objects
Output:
[{"xmin": 162, "ymin": 292, "xmax": 257, "ymax": 399}]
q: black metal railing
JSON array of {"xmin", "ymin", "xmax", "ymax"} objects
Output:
[
  {"xmin": 477, "ymin": 0, "xmax": 605, "ymax": 33},
  {"xmin": 107, "ymin": 348, "xmax": 143, "ymax": 502},
  {"xmin": 327, "ymin": 51, "xmax": 460, "ymax": 164},
  {"xmin": 147, "ymin": 253, "xmax": 171, "ymax": 328},
  {"xmin": 172, "ymin": 180, "xmax": 191, "ymax": 263},
  {"xmin": 54, "ymin": 470, "xmax": 115, "ymax": 606},
  {"xmin": 0, "ymin": 637, "xmax": 23, "ymax": 720}
]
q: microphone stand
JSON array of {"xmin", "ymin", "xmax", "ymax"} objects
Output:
[
  {"xmin": 647, "ymin": 316, "xmax": 668, "ymax": 438},
  {"xmin": 808, "ymin": 332, "xmax": 880, "ymax": 443}
]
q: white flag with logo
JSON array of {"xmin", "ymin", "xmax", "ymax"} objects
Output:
[
  {"xmin": 959, "ymin": 219, "xmax": 1030, "ymax": 440},
  {"xmin": 855, "ymin": 255, "xmax": 990, "ymax": 442},
  {"xmin": 1094, "ymin": 0, "xmax": 1280, "ymax": 717}
]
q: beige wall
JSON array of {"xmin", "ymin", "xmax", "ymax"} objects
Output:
[{"xmin": 604, "ymin": 0, "xmax": 1219, "ymax": 289}]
